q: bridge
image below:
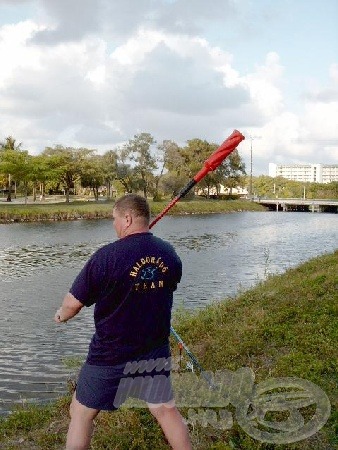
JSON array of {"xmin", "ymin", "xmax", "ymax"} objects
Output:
[{"xmin": 255, "ymin": 198, "xmax": 338, "ymax": 213}]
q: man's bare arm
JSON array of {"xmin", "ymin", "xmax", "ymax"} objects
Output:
[{"xmin": 54, "ymin": 292, "xmax": 84, "ymax": 323}]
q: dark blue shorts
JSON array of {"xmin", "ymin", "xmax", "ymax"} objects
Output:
[{"xmin": 76, "ymin": 344, "xmax": 173, "ymax": 410}]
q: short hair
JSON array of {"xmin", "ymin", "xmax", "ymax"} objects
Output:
[{"xmin": 114, "ymin": 194, "xmax": 150, "ymax": 222}]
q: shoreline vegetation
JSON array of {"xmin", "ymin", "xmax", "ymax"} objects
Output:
[
  {"xmin": 0, "ymin": 251, "xmax": 337, "ymax": 449},
  {"xmin": 0, "ymin": 198, "xmax": 266, "ymax": 223}
]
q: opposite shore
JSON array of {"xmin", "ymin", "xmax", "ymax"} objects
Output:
[{"xmin": 0, "ymin": 198, "xmax": 266, "ymax": 223}]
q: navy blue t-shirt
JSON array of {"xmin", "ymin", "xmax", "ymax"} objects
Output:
[{"xmin": 70, "ymin": 232, "xmax": 182, "ymax": 365}]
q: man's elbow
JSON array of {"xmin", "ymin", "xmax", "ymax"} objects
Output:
[{"xmin": 63, "ymin": 293, "xmax": 84, "ymax": 319}]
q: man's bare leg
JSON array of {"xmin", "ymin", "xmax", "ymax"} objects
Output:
[
  {"xmin": 148, "ymin": 401, "xmax": 192, "ymax": 450},
  {"xmin": 66, "ymin": 394, "xmax": 100, "ymax": 450}
]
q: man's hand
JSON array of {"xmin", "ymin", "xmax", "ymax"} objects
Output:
[
  {"xmin": 54, "ymin": 307, "xmax": 66, "ymax": 323},
  {"xmin": 54, "ymin": 293, "xmax": 84, "ymax": 324}
]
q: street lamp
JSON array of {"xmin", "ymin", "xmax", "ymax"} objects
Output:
[
  {"xmin": 250, "ymin": 139, "xmax": 253, "ymax": 199},
  {"xmin": 249, "ymin": 135, "xmax": 261, "ymax": 200}
]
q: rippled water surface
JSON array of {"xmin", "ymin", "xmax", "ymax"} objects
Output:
[{"xmin": 0, "ymin": 212, "xmax": 337, "ymax": 413}]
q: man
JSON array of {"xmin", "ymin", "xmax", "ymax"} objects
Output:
[{"xmin": 54, "ymin": 194, "xmax": 192, "ymax": 450}]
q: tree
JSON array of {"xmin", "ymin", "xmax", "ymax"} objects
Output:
[
  {"xmin": 116, "ymin": 147, "xmax": 137, "ymax": 194},
  {"xmin": 125, "ymin": 133, "xmax": 157, "ymax": 198},
  {"xmin": 80, "ymin": 153, "xmax": 106, "ymax": 201},
  {"xmin": 163, "ymin": 140, "xmax": 185, "ymax": 176},
  {"xmin": 13, "ymin": 151, "xmax": 34, "ymax": 204},
  {"xmin": 252, "ymin": 175, "xmax": 275, "ymax": 198},
  {"xmin": 42, "ymin": 146, "xmax": 88, "ymax": 203},
  {"xmin": 29, "ymin": 154, "xmax": 54, "ymax": 201},
  {"xmin": 158, "ymin": 140, "xmax": 189, "ymax": 198},
  {"xmin": 0, "ymin": 136, "xmax": 21, "ymax": 152},
  {"xmin": 153, "ymin": 140, "xmax": 179, "ymax": 200},
  {"xmin": 102, "ymin": 150, "xmax": 118, "ymax": 199},
  {"xmin": 180, "ymin": 139, "xmax": 218, "ymax": 197},
  {"xmin": 0, "ymin": 136, "xmax": 22, "ymax": 201},
  {"xmin": 328, "ymin": 181, "xmax": 338, "ymax": 199},
  {"xmin": 160, "ymin": 173, "xmax": 190, "ymax": 198},
  {"xmin": 221, "ymin": 149, "xmax": 246, "ymax": 194},
  {"xmin": 0, "ymin": 138, "xmax": 35, "ymax": 203}
]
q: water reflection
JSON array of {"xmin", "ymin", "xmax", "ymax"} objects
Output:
[
  {"xmin": 168, "ymin": 232, "xmax": 236, "ymax": 251},
  {"xmin": 0, "ymin": 241, "xmax": 110, "ymax": 281},
  {"xmin": 0, "ymin": 231, "xmax": 237, "ymax": 281},
  {"xmin": 0, "ymin": 292, "xmax": 94, "ymax": 413}
]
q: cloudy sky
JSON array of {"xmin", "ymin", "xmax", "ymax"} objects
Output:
[{"xmin": 0, "ymin": 0, "xmax": 337, "ymax": 174}]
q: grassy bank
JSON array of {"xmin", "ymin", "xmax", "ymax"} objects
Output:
[
  {"xmin": 0, "ymin": 198, "xmax": 265, "ymax": 223},
  {"xmin": 1, "ymin": 251, "xmax": 337, "ymax": 449}
]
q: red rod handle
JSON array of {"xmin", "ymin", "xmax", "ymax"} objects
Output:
[
  {"xmin": 194, "ymin": 129, "xmax": 245, "ymax": 182},
  {"xmin": 150, "ymin": 130, "xmax": 245, "ymax": 229}
]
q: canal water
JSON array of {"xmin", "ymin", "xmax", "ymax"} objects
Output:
[{"xmin": 0, "ymin": 211, "xmax": 337, "ymax": 414}]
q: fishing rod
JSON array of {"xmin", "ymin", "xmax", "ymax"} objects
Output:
[
  {"xmin": 170, "ymin": 326, "xmax": 217, "ymax": 388},
  {"xmin": 149, "ymin": 129, "xmax": 245, "ymax": 373}
]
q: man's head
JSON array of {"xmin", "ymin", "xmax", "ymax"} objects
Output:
[{"xmin": 113, "ymin": 194, "xmax": 150, "ymax": 238}]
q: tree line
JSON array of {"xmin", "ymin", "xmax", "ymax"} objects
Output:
[
  {"xmin": 252, "ymin": 175, "xmax": 338, "ymax": 200},
  {"xmin": 0, "ymin": 133, "xmax": 246, "ymax": 203}
]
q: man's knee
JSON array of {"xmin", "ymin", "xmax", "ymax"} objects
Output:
[
  {"xmin": 148, "ymin": 401, "xmax": 177, "ymax": 419},
  {"xmin": 69, "ymin": 394, "xmax": 99, "ymax": 422}
]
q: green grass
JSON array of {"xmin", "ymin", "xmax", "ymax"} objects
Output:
[
  {"xmin": 150, "ymin": 198, "xmax": 265, "ymax": 215},
  {"xmin": 1, "ymin": 251, "xmax": 337, "ymax": 449},
  {"xmin": 0, "ymin": 200, "xmax": 116, "ymax": 222},
  {"xmin": 0, "ymin": 198, "xmax": 265, "ymax": 223}
]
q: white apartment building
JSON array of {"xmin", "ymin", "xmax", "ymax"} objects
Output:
[{"xmin": 269, "ymin": 163, "xmax": 338, "ymax": 183}]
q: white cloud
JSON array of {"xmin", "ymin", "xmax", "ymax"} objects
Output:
[
  {"xmin": 30, "ymin": 0, "xmax": 101, "ymax": 44},
  {"xmin": 0, "ymin": 21, "xmax": 42, "ymax": 87},
  {"xmin": 29, "ymin": 0, "xmax": 242, "ymax": 44},
  {"xmin": 241, "ymin": 52, "xmax": 285, "ymax": 118},
  {"xmin": 0, "ymin": 0, "xmax": 337, "ymax": 174},
  {"xmin": 110, "ymin": 28, "xmax": 164, "ymax": 67},
  {"xmin": 239, "ymin": 57, "xmax": 338, "ymax": 172}
]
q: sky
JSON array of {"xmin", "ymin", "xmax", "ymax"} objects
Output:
[{"xmin": 0, "ymin": 0, "xmax": 337, "ymax": 175}]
